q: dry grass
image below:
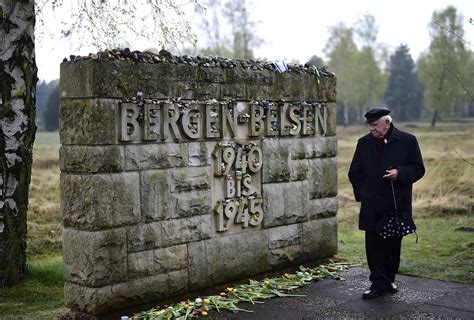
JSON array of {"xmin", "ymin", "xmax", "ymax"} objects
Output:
[{"xmin": 27, "ymin": 133, "xmax": 61, "ymax": 256}]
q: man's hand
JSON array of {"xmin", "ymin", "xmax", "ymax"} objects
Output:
[{"xmin": 383, "ymin": 168, "xmax": 398, "ymax": 181}]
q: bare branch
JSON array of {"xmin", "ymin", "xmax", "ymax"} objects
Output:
[{"xmin": 434, "ymin": 19, "xmax": 472, "ymax": 47}]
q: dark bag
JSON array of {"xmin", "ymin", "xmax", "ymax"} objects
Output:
[{"xmin": 376, "ymin": 180, "xmax": 418, "ymax": 241}]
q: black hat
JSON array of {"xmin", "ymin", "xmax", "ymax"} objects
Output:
[{"xmin": 364, "ymin": 108, "xmax": 391, "ymax": 123}]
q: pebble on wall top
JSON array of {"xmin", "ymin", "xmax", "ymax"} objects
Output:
[{"xmin": 62, "ymin": 48, "xmax": 335, "ymax": 77}]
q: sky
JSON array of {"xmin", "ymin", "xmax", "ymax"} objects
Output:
[{"xmin": 35, "ymin": 0, "xmax": 474, "ymax": 82}]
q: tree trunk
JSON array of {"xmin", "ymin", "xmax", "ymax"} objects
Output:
[
  {"xmin": 430, "ymin": 109, "xmax": 438, "ymax": 128},
  {"xmin": 0, "ymin": 0, "xmax": 37, "ymax": 286}
]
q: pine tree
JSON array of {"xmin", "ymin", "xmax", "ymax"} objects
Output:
[
  {"xmin": 384, "ymin": 45, "xmax": 423, "ymax": 121},
  {"xmin": 43, "ymin": 81, "xmax": 60, "ymax": 131}
]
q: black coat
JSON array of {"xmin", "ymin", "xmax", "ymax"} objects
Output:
[{"xmin": 348, "ymin": 125, "xmax": 425, "ymax": 231}]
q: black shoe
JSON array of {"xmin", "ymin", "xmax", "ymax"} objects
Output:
[
  {"xmin": 388, "ymin": 282, "xmax": 398, "ymax": 293},
  {"xmin": 362, "ymin": 288, "xmax": 386, "ymax": 299}
]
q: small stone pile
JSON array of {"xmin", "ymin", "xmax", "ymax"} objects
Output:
[{"xmin": 63, "ymin": 48, "xmax": 335, "ymax": 77}]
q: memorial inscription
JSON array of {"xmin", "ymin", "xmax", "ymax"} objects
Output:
[
  {"xmin": 120, "ymin": 100, "xmax": 329, "ymax": 233},
  {"xmin": 119, "ymin": 100, "xmax": 328, "ymax": 142}
]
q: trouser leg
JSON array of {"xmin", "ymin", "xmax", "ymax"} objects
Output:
[
  {"xmin": 365, "ymin": 231, "xmax": 393, "ymax": 290},
  {"xmin": 385, "ymin": 236, "xmax": 402, "ymax": 283}
]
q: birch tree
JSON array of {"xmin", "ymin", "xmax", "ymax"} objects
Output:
[
  {"xmin": 418, "ymin": 6, "xmax": 471, "ymax": 127},
  {"xmin": 0, "ymin": 0, "xmax": 200, "ymax": 286},
  {"xmin": 0, "ymin": 0, "xmax": 37, "ymax": 287}
]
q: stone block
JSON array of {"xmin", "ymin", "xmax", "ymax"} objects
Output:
[
  {"xmin": 127, "ymin": 222, "xmax": 163, "ymax": 252},
  {"xmin": 220, "ymin": 83, "xmax": 247, "ymax": 100},
  {"xmin": 61, "ymin": 172, "xmax": 140, "ymax": 230},
  {"xmin": 206, "ymin": 230, "xmax": 270, "ymax": 285},
  {"xmin": 318, "ymin": 76, "xmax": 337, "ymax": 102},
  {"xmin": 303, "ymin": 75, "xmax": 319, "ymax": 102},
  {"xmin": 188, "ymin": 142, "xmax": 213, "ymax": 167},
  {"xmin": 262, "ymin": 138, "xmax": 291, "ymax": 183},
  {"xmin": 289, "ymin": 159, "xmax": 309, "ymax": 181},
  {"xmin": 140, "ymin": 169, "xmax": 212, "ymax": 221},
  {"xmin": 60, "ymin": 61, "xmax": 93, "ymax": 98},
  {"xmin": 174, "ymin": 64, "xmax": 198, "ymax": 81},
  {"xmin": 174, "ymin": 81, "xmax": 198, "ymax": 100},
  {"xmin": 60, "ymin": 60, "xmax": 138, "ymax": 98},
  {"xmin": 64, "ymin": 274, "xmax": 169, "ymax": 315},
  {"xmin": 162, "ymin": 215, "xmax": 212, "ymax": 246},
  {"xmin": 269, "ymin": 244, "xmax": 303, "ymax": 267},
  {"xmin": 111, "ymin": 274, "xmax": 168, "ymax": 311},
  {"xmin": 187, "ymin": 241, "xmax": 207, "ymax": 290},
  {"xmin": 301, "ymin": 217, "xmax": 338, "ymax": 261},
  {"xmin": 140, "ymin": 170, "xmax": 168, "ymax": 222},
  {"xmin": 290, "ymin": 136, "xmax": 337, "ymax": 160},
  {"xmin": 169, "ymin": 167, "xmax": 210, "ymax": 193},
  {"xmin": 262, "ymin": 181, "xmax": 308, "ymax": 228},
  {"xmin": 195, "ymin": 82, "xmax": 221, "ymax": 100},
  {"xmin": 247, "ymin": 84, "xmax": 280, "ymax": 101},
  {"xmin": 197, "ymin": 66, "xmax": 226, "ymax": 83},
  {"xmin": 124, "ymin": 143, "xmax": 188, "ymax": 170},
  {"xmin": 307, "ymin": 158, "xmax": 338, "ymax": 199},
  {"xmin": 268, "ymin": 223, "xmax": 302, "ymax": 249},
  {"xmin": 307, "ymin": 197, "xmax": 338, "ymax": 220},
  {"xmin": 226, "ymin": 67, "xmax": 255, "ymax": 84},
  {"xmin": 60, "ymin": 99, "xmax": 118, "ymax": 145},
  {"xmin": 168, "ymin": 269, "xmax": 189, "ymax": 296},
  {"xmin": 285, "ymin": 73, "xmax": 306, "ymax": 101},
  {"xmin": 170, "ymin": 190, "xmax": 212, "ymax": 219},
  {"xmin": 63, "ymin": 228, "xmax": 127, "ymax": 287},
  {"xmin": 254, "ymin": 70, "xmax": 274, "ymax": 85},
  {"xmin": 154, "ymin": 244, "xmax": 188, "ymax": 273},
  {"xmin": 60, "ymin": 145, "xmax": 125, "ymax": 173},
  {"xmin": 137, "ymin": 63, "xmax": 175, "ymax": 98},
  {"xmin": 127, "ymin": 250, "xmax": 154, "ymax": 278}
]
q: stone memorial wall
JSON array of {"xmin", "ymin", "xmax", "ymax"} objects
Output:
[{"xmin": 59, "ymin": 51, "xmax": 338, "ymax": 316}]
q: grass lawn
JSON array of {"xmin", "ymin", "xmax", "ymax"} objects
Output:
[
  {"xmin": 1, "ymin": 121, "xmax": 472, "ymax": 318},
  {"xmin": 0, "ymin": 254, "xmax": 66, "ymax": 319}
]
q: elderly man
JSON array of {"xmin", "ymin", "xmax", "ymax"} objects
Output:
[{"xmin": 348, "ymin": 107, "xmax": 425, "ymax": 299}]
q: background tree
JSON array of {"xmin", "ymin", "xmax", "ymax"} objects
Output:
[
  {"xmin": 192, "ymin": 0, "xmax": 262, "ymax": 58},
  {"xmin": 352, "ymin": 15, "xmax": 387, "ymax": 122},
  {"xmin": 0, "ymin": 0, "xmax": 201, "ymax": 286},
  {"xmin": 324, "ymin": 15, "xmax": 386, "ymax": 125},
  {"xmin": 36, "ymin": 80, "xmax": 58, "ymax": 130},
  {"xmin": 42, "ymin": 80, "xmax": 60, "ymax": 131},
  {"xmin": 384, "ymin": 44, "xmax": 424, "ymax": 121},
  {"xmin": 324, "ymin": 23, "xmax": 359, "ymax": 125},
  {"xmin": 307, "ymin": 54, "xmax": 325, "ymax": 67},
  {"xmin": 417, "ymin": 6, "xmax": 471, "ymax": 127}
]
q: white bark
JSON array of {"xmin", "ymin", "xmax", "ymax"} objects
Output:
[{"xmin": 0, "ymin": 0, "xmax": 37, "ymax": 285}]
